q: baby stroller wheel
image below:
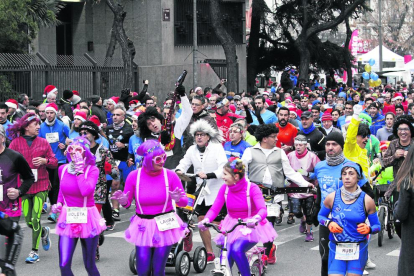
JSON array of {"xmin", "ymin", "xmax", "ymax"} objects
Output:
[
  {"xmin": 175, "ymin": 251, "xmax": 190, "ymax": 276},
  {"xmin": 129, "ymin": 248, "xmax": 137, "ymax": 275},
  {"xmin": 193, "ymin": 246, "xmax": 207, "ymax": 273}
]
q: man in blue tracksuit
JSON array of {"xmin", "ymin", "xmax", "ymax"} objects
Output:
[
  {"xmin": 38, "ymin": 103, "xmax": 70, "ymax": 222},
  {"xmin": 367, "ymin": 102, "xmax": 385, "ymax": 136}
]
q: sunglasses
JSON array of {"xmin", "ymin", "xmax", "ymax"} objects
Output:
[
  {"xmin": 79, "ymin": 131, "xmax": 89, "ymax": 136},
  {"xmin": 67, "ymin": 145, "xmax": 84, "ymax": 154},
  {"xmin": 153, "ymin": 154, "xmax": 167, "ymax": 164}
]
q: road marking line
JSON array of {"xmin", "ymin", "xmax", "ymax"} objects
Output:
[
  {"xmin": 311, "ymin": 246, "xmax": 319, "ymax": 250},
  {"xmin": 386, "ymin": 250, "xmax": 400, "ymax": 257}
]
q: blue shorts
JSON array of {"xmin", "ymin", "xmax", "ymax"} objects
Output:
[
  {"xmin": 118, "ymin": 161, "xmax": 134, "ymax": 183},
  {"xmin": 328, "ymin": 240, "xmax": 368, "ymax": 275}
]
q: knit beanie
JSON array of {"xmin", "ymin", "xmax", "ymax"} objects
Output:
[
  {"xmin": 326, "ymin": 131, "xmax": 344, "ymax": 149},
  {"xmin": 63, "ymin": 90, "xmax": 73, "ymax": 100}
]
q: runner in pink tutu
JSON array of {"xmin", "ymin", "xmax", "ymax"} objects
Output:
[
  {"xmin": 51, "ymin": 136, "xmax": 106, "ymax": 276},
  {"xmin": 111, "ymin": 139, "xmax": 188, "ymax": 276},
  {"xmin": 198, "ymin": 157, "xmax": 277, "ymax": 276}
]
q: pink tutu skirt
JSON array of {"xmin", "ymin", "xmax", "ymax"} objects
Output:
[
  {"xmin": 214, "ymin": 215, "xmax": 277, "ymax": 246},
  {"xmin": 56, "ymin": 206, "xmax": 106, "ymax": 239},
  {"xmin": 125, "ymin": 213, "xmax": 188, "ymax": 247}
]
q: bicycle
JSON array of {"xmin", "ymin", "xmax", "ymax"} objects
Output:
[
  {"xmin": 204, "ymin": 219, "xmax": 266, "ymax": 276},
  {"xmin": 374, "ymin": 183, "xmax": 395, "ymax": 247}
]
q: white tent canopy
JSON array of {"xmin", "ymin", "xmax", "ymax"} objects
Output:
[
  {"xmin": 358, "ymin": 46, "xmax": 405, "ymax": 72},
  {"xmin": 405, "ymin": 59, "xmax": 414, "ymax": 71}
]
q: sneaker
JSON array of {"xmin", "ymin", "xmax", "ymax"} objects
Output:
[
  {"xmin": 261, "ymin": 254, "xmax": 268, "ymax": 266},
  {"xmin": 42, "ymin": 203, "xmax": 47, "ymax": 214},
  {"xmin": 305, "ymin": 232, "xmax": 314, "ymax": 242},
  {"xmin": 47, "ymin": 213, "xmax": 57, "ymax": 223},
  {"xmin": 112, "ymin": 209, "xmax": 121, "ymax": 221},
  {"xmin": 41, "ymin": 227, "xmax": 51, "ymax": 251},
  {"xmin": 106, "ymin": 224, "xmax": 116, "ymax": 231},
  {"xmin": 299, "ymin": 221, "xmax": 307, "ymax": 233},
  {"xmin": 287, "ymin": 214, "xmax": 295, "ymax": 224},
  {"xmin": 183, "ymin": 230, "xmax": 193, "ymax": 252},
  {"xmin": 207, "ymin": 252, "xmax": 215, "ymax": 264},
  {"xmin": 366, "ymin": 258, "xmax": 376, "ymax": 269},
  {"xmin": 267, "ymin": 244, "xmax": 277, "ymax": 264},
  {"xmin": 363, "ymin": 270, "xmax": 369, "ymax": 275},
  {"xmin": 25, "ymin": 251, "xmax": 39, "ymax": 263}
]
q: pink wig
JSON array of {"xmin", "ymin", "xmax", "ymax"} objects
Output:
[
  {"xmin": 136, "ymin": 139, "xmax": 165, "ymax": 171},
  {"xmin": 66, "ymin": 136, "xmax": 96, "ymax": 166},
  {"xmin": 7, "ymin": 113, "xmax": 41, "ymax": 139}
]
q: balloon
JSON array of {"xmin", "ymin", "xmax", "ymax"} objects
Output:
[
  {"xmin": 370, "ymin": 72, "xmax": 379, "ymax": 81},
  {"xmin": 369, "ymin": 59, "xmax": 375, "ymax": 66},
  {"xmin": 362, "ymin": 72, "xmax": 370, "ymax": 80},
  {"xmin": 368, "ymin": 79, "xmax": 375, "ymax": 87},
  {"xmin": 375, "ymin": 79, "xmax": 382, "ymax": 86},
  {"xmin": 365, "ymin": 64, "xmax": 372, "ymax": 73}
]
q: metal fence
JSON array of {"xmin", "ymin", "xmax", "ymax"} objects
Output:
[{"xmin": 0, "ymin": 53, "xmax": 138, "ymax": 102}]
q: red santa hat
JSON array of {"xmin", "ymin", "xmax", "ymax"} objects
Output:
[
  {"xmin": 393, "ymin": 93, "xmax": 404, "ymax": 101},
  {"xmin": 89, "ymin": 115, "xmax": 102, "ymax": 129},
  {"xmin": 74, "ymin": 111, "xmax": 87, "ymax": 122},
  {"xmin": 288, "ymin": 105, "xmax": 297, "ymax": 118},
  {"xmin": 43, "ymin": 85, "xmax": 58, "ymax": 98},
  {"xmin": 380, "ymin": 141, "xmax": 390, "ymax": 151},
  {"xmin": 107, "ymin": 96, "xmax": 119, "ymax": 106},
  {"xmin": 45, "ymin": 103, "xmax": 58, "ymax": 113},
  {"xmin": 129, "ymin": 99, "xmax": 140, "ymax": 108},
  {"xmin": 5, "ymin": 99, "xmax": 18, "ymax": 110},
  {"xmin": 72, "ymin": 90, "xmax": 79, "ymax": 96}
]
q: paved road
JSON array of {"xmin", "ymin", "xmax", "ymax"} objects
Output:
[{"xmin": 12, "ymin": 205, "xmax": 400, "ymax": 276}]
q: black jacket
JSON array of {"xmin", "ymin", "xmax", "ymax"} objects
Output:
[{"xmin": 59, "ymin": 99, "xmax": 74, "ymax": 121}]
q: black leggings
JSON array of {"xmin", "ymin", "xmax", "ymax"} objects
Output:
[
  {"xmin": 47, "ymin": 164, "xmax": 65, "ymax": 205},
  {"xmin": 102, "ymin": 180, "xmax": 114, "ymax": 226},
  {"xmin": 289, "ymin": 196, "xmax": 315, "ymax": 225},
  {"xmin": 0, "ymin": 217, "xmax": 23, "ymax": 276}
]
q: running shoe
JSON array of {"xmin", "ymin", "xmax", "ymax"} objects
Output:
[
  {"xmin": 48, "ymin": 213, "xmax": 57, "ymax": 223},
  {"xmin": 363, "ymin": 270, "xmax": 369, "ymax": 275},
  {"xmin": 112, "ymin": 209, "xmax": 121, "ymax": 221},
  {"xmin": 207, "ymin": 252, "xmax": 215, "ymax": 264},
  {"xmin": 299, "ymin": 221, "xmax": 307, "ymax": 233},
  {"xmin": 42, "ymin": 203, "xmax": 47, "ymax": 214},
  {"xmin": 287, "ymin": 214, "xmax": 295, "ymax": 224},
  {"xmin": 267, "ymin": 244, "xmax": 277, "ymax": 264},
  {"xmin": 305, "ymin": 232, "xmax": 314, "ymax": 242},
  {"xmin": 261, "ymin": 254, "xmax": 268, "ymax": 266},
  {"xmin": 106, "ymin": 224, "xmax": 116, "ymax": 231},
  {"xmin": 25, "ymin": 251, "xmax": 39, "ymax": 263},
  {"xmin": 366, "ymin": 258, "xmax": 376, "ymax": 269},
  {"xmin": 183, "ymin": 230, "xmax": 193, "ymax": 252},
  {"xmin": 41, "ymin": 227, "xmax": 51, "ymax": 251}
]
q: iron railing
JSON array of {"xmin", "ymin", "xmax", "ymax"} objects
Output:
[{"xmin": 0, "ymin": 53, "xmax": 138, "ymax": 101}]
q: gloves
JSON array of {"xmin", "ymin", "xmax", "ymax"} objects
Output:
[
  {"xmin": 197, "ymin": 218, "xmax": 210, "ymax": 232},
  {"xmin": 328, "ymin": 221, "xmax": 343, "ymax": 234},
  {"xmin": 246, "ymin": 215, "xmax": 261, "ymax": 229},
  {"xmin": 121, "ymin": 88, "xmax": 130, "ymax": 96},
  {"xmin": 297, "ymin": 168, "xmax": 309, "ymax": 177},
  {"xmin": 176, "ymin": 84, "xmax": 186, "ymax": 97},
  {"xmin": 111, "ymin": 190, "xmax": 130, "ymax": 206},
  {"xmin": 51, "ymin": 202, "xmax": 62, "ymax": 214},
  {"xmin": 357, "ymin": 223, "xmax": 371, "ymax": 234},
  {"xmin": 353, "ymin": 104, "xmax": 362, "ymax": 117},
  {"xmin": 160, "ymin": 130, "xmax": 171, "ymax": 145},
  {"xmin": 169, "ymin": 187, "xmax": 186, "ymax": 202},
  {"xmin": 73, "ymin": 152, "xmax": 85, "ymax": 174}
]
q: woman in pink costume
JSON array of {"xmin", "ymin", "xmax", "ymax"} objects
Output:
[
  {"xmin": 51, "ymin": 136, "xmax": 106, "ymax": 276},
  {"xmin": 198, "ymin": 157, "xmax": 277, "ymax": 276},
  {"xmin": 111, "ymin": 140, "xmax": 188, "ymax": 276}
]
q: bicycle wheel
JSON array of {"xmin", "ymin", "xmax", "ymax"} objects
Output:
[
  {"xmin": 378, "ymin": 207, "xmax": 385, "ymax": 247},
  {"xmin": 129, "ymin": 248, "xmax": 137, "ymax": 275},
  {"xmin": 387, "ymin": 209, "xmax": 395, "ymax": 239},
  {"xmin": 250, "ymin": 259, "xmax": 263, "ymax": 276}
]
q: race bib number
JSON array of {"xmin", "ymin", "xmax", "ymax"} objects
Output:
[
  {"xmin": 66, "ymin": 207, "xmax": 88, "ymax": 224},
  {"xmin": 266, "ymin": 203, "xmax": 280, "ymax": 217},
  {"xmin": 335, "ymin": 243, "xmax": 359, "ymax": 261},
  {"xmin": 110, "ymin": 144, "xmax": 119, "ymax": 153},
  {"xmin": 155, "ymin": 212, "xmax": 180, "ymax": 231},
  {"xmin": 46, "ymin": 132, "xmax": 59, "ymax": 143},
  {"xmin": 31, "ymin": 169, "xmax": 38, "ymax": 182},
  {"xmin": 0, "ymin": 185, "xmax": 3, "ymax": 201}
]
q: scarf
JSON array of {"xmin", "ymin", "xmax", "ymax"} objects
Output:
[
  {"xmin": 324, "ymin": 125, "xmax": 333, "ymax": 135},
  {"xmin": 197, "ymin": 143, "xmax": 208, "ymax": 153},
  {"xmin": 160, "ymin": 125, "xmax": 176, "ymax": 151},
  {"xmin": 340, "ymin": 185, "xmax": 362, "ymax": 201},
  {"xmin": 295, "ymin": 148, "xmax": 308, "ymax": 159},
  {"xmin": 326, "ymin": 152, "xmax": 345, "ymax": 166},
  {"xmin": 299, "ymin": 123, "xmax": 315, "ymax": 135},
  {"xmin": 113, "ymin": 121, "xmax": 125, "ymax": 131},
  {"xmin": 45, "ymin": 117, "xmax": 56, "ymax": 126}
]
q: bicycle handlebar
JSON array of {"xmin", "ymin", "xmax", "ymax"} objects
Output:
[{"xmin": 204, "ymin": 218, "xmax": 247, "ymax": 234}]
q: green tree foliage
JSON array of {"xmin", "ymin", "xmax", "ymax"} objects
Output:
[{"xmin": 0, "ymin": 0, "xmax": 63, "ymax": 53}]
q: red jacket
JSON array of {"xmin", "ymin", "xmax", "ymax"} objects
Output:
[{"xmin": 9, "ymin": 136, "xmax": 58, "ymax": 194}]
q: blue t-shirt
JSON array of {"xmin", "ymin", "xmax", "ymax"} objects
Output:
[
  {"xmin": 224, "ymin": 140, "xmax": 251, "ymax": 159},
  {"xmin": 250, "ymin": 110, "xmax": 277, "ymax": 125},
  {"xmin": 128, "ymin": 135, "xmax": 144, "ymax": 167}
]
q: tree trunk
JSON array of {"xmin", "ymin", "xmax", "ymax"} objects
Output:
[
  {"xmin": 344, "ymin": 18, "xmax": 353, "ymax": 87},
  {"xmin": 106, "ymin": 0, "xmax": 136, "ymax": 90},
  {"xmin": 101, "ymin": 28, "xmax": 117, "ymax": 98},
  {"xmin": 210, "ymin": 0, "xmax": 238, "ymax": 92},
  {"xmin": 295, "ymin": 37, "xmax": 310, "ymax": 86},
  {"xmin": 246, "ymin": 0, "xmax": 263, "ymax": 93}
]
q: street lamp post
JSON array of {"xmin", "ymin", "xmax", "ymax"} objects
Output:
[
  {"xmin": 193, "ymin": 0, "xmax": 198, "ymax": 89},
  {"xmin": 378, "ymin": 0, "xmax": 383, "ymax": 71}
]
